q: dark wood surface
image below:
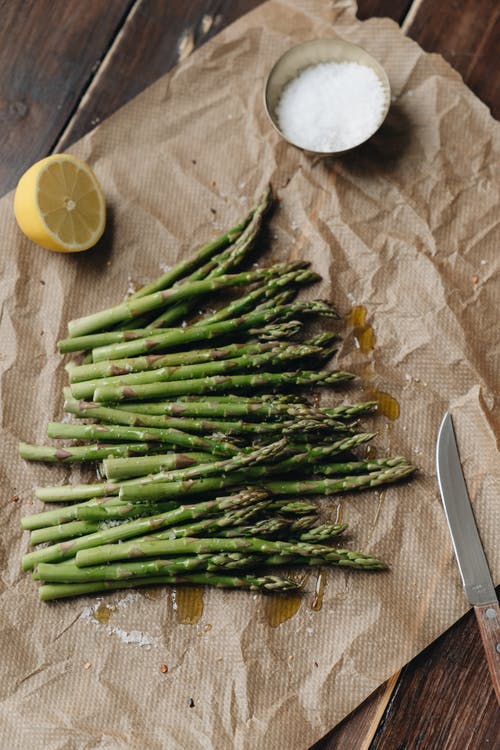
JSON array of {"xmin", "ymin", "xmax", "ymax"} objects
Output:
[{"xmin": 1, "ymin": 1, "xmax": 499, "ymax": 747}]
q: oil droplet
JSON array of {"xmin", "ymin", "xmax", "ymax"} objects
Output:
[
  {"xmin": 174, "ymin": 586, "xmax": 204, "ymax": 624},
  {"xmin": 366, "ymin": 387, "xmax": 400, "ymax": 420},
  {"xmin": 311, "ymin": 570, "xmax": 327, "ymax": 612},
  {"xmin": 347, "ymin": 305, "xmax": 376, "ymax": 353},
  {"xmin": 366, "ymin": 445, "xmax": 378, "ymax": 459},
  {"xmin": 263, "ymin": 592, "xmax": 303, "ymax": 627},
  {"xmin": 335, "ymin": 504, "xmax": 344, "ymax": 525},
  {"xmin": 356, "ymin": 326, "xmax": 376, "ymax": 353},
  {"xmin": 263, "ymin": 571, "xmax": 307, "ymax": 627},
  {"xmin": 93, "ymin": 603, "xmax": 115, "ymax": 625},
  {"xmin": 347, "ymin": 305, "xmax": 366, "ymax": 327}
]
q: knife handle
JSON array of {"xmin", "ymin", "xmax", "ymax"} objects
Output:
[{"xmin": 474, "ymin": 602, "xmax": 500, "ymax": 705}]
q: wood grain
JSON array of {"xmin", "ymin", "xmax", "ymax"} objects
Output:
[
  {"xmin": 57, "ymin": 0, "xmax": 265, "ymax": 150},
  {"xmin": 311, "ymin": 671, "xmax": 400, "ymax": 750},
  {"xmin": 474, "ymin": 602, "xmax": 500, "ymax": 705},
  {"xmin": 407, "ymin": 0, "xmax": 500, "ymax": 118},
  {"xmin": 370, "ymin": 604, "xmax": 500, "ymax": 749},
  {"xmin": 0, "ymin": 0, "xmax": 132, "ymax": 193},
  {"xmin": 356, "ymin": 0, "xmax": 409, "ymax": 22}
]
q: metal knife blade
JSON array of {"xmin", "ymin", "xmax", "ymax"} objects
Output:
[
  {"xmin": 436, "ymin": 411, "xmax": 497, "ymax": 606},
  {"xmin": 436, "ymin": 411, "xmax": 500, "ymax": 705}
]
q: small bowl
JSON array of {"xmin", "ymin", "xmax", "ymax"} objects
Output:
[{"xmin": 264, "ymin": 38, "xmax": 391, "ymax": 156}]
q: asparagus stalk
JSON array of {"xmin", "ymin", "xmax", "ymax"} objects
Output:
[
  {"xmin": 46, "ymin": 421, "xmax": 240, "ymax": 457},
  {"xmin": 269, "ymin": 501, "xmax": 318, "ymax": 515},
  {"xmin": 321, "ymin": 402, "xmax": 378, "ymax": 419},
  {"xmin": 22, "ymin": 499, "xmax": 181, "ymax": 530},
  {"xmin": 67, "ymin": 340, "xmax": 285, "ymax": 383},
  {"xmin": 33, "ymin": 499, "xmax": 269, "ymax": 563},
  {"xmin": 217, "ymin": 518, "xmax": 292, "ymax": 538},
  {"xmin": 67, "ymin": 265, "xmax": 300, "ymax": 338},
  {"xmin": 22, "ymin": 489, "xmax": 267, "ymax": 570},
  {"xmin": 19, "ymin": 441, "xmax": 160, "ymax": 463},
  {"xmin": 66, "ymin": 398, "xmax": 341, "ymax": 441},
  {"xmin": 70, "ymin": 344, "xmax": 322, "ymax": 400},
  {"xmin": 311, "ymin": 456, "xmax": 409, "ymax": 476},
  {"xmin": 297, "ymin": 524, "xmax": 349, "ymax": 542},
  {"xmin": 118, "ymin": 461, "xmax": 414, "ymax": 504},
  {"xmin": 74, "ymin": 535, "xmax": 387, "ymax": 570},
  {"xmin": 128, "ymin": 195, "xmax": 259, "ymax": 300},
  {"xmin": 30, "ymin": 520, "xmax": 100, "ymax": 546},
  {"xmin": 115, "ymin": 432, "xmax": 376, "ymax": 502},
  {"xmin": 119, "ymin": 232, "xmax": 256, "ymax": 331},
  {"xmin": 193, "ymin": 267, "xmax": 319, "ymax": 327},
  {"xmin": 84, "ymin": 300, "xmax": 336, "ymax": 361},
  {"xmin": 35, "ymin": 438, "xmax": 287, "ymax": 503},
  {"xmin": 34, "ymin": 431, "xmax": 371, "ymax": 503},
  {"xmin": 111, "ymin": 399, "xmax": 319, "ymax": 420},
  {"xmin": 169, "ymin": 394, "xmax": 309, "ymax": 404},
  {"xmin": 149, "ymin": 185, "xmax": 273, "ymax": 327},
  {"xmin": 38, "ymin": 573, "xmax": 299, "ymax": 601},
  {"xmin": 93, "ymin": 369, "xmax": 355, "ymax": 403}
]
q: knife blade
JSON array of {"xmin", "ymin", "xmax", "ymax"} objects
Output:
[{"xmin": 436, "ymin": 411, "xmax": 500, "ymax": 704}]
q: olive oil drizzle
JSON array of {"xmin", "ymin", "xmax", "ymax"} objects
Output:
[{"xmin": 174, "ymin": 586, "xmax": 204, "ymax": 624}]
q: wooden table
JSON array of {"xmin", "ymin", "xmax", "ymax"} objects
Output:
[{"xmin": 1, "ymin": 1, "xmax": 498, "ymax": 747}]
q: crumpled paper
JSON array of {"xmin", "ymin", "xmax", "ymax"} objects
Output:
[{"xmin": 0, "ymin": 1, "xmax": 499, "ymax": 748}]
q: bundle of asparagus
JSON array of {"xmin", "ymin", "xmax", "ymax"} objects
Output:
[{"xmin": 19, "ymin": 185, "xmax": 415, "ymax": 601}]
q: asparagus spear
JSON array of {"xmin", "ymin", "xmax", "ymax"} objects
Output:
[
  {"xmin": 46, "ymin": 422, "xmax": 239, "ymax": 457},
  {"xmin": 34, "ymin": 438, "xmax": 287, "ymax": 503},
  {"xmin": 58, "ymin": 302, "xmax": 311, "ymax": 355},
  {"xmin": 111, "ymin": 399, "xmax": 319, "ymax": 420},
  {"xmin": 149, "ymin": 185, "xmax": 273, "ymax": 327},
  {"xmin": 217, "ymin": 518, "xmax": 292, "ymax": 538},
  {"xmin": 67, "ymin": 340, "xmax": 286, "ymax": 383},
  {"xmin": 114, "ymin": 433, "xmax": 376, "ymax": 500},
  {"xmin": 269, "ymin": 501, "xmax": 318, "ymax": 515},
  {"xmin": 67, "ymin": 265, "xmax": 301, "ymax": 338},
  {"xmin": 22, "ymin": 489, "xmax": 267, "ymax": 570},
  {"xmin": 70, "ymin": 343, "xmax": 322, "ymax": 400},
  {"xmin": 118, "ymin": 462, "xmax": 414, "ymax": 504},
  {"xmin": 33, "ymin": 499, "xmax": 269, "ymax": 557},
  {"xmin": 298, "ymin": 524, "xmax": 349, "ymax": 542},
  {"xmin": 31, "ymin": 503, "xmax": 269, "ymax": 557},
  {"xmin": 311, "ymin": 456, "xmax": 409, "ymax": 476},
  {"xmin": 128, "ymin": 194, "xmax": 259, "ymax": 300},
  {"xmin": 34, "ymin": 431, "xmax": 371, "ymax": 503},
  {"xmin": 74, "ymin": 535, "xmax": 387, "ymax": 570},
  {"xmin": 93, "ymin": 369, "xmax": 355, "ymax": 403},
  {"xmin": 30, "ymin": 520, "xmax": 100, "ymax": 546},
  {"xmin": 38, "ymin": 573, "xmax": 299, "ymax": 601},
  {"xmin": 85, "ymin": 300, "xmax": 336, "ymax": 360},
  {"xmin": 19, "ymin": 441, "xmax": 161, "ymax": 463},
  {"xmin": 170, "ymin": 394, "xmax": 308, "ymax": 404},
  {"xmin": 22, "ymin": 499, "xmax": 181, "ymax": 530},
  {"xmin": 65, "ymin": 397, "xmax": 341, "ymax": 440},
  {"xmin": 22, "ymin": 492, "xmax": 316, "ymax": 532},
  {"xmin": 193, "ymin": 267, "xmax": 319, "ymax": 327}
]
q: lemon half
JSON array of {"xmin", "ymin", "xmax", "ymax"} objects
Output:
[{"xmin": 14, "ymin": 154, "xmax": 106, "ymax": 252}]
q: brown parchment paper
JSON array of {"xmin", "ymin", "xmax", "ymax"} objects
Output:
[{"xmin": 1, "ymin": 1, "xmax": 499, "ymax": 748}]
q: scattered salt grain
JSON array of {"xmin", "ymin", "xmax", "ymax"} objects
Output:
[{"xmin": 276, "ymin": 61, "xmax": 386, "ymax": 152}]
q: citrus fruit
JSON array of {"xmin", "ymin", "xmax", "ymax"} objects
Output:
[{"xmin": 14, "ymin": 154, "xmax": 106, "ymax": 252}]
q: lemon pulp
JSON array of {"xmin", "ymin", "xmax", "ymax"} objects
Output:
[{"xmin": 14, "ymin": 154, "xmax": 106, "ymax": 252}]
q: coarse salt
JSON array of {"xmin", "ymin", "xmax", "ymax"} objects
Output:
[{"xmin": 276, "ymin": 61, "xmax": 386, "ymax": 152}]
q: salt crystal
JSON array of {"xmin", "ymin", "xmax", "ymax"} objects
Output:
[{"xmin": 276, "ymin": 61, "xmax": 386, "ymax": 152}]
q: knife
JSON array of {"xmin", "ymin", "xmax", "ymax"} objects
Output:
[{"xmin": 436, "ymin": 411, "xmax": 500, "ymax": 704}]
